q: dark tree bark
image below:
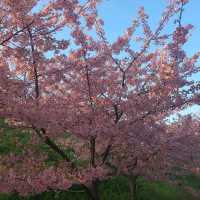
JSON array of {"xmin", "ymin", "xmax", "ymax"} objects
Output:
[
  {"xmin": 83, "ymin": 180, "xmax": 100, "ymax": 200},
  {"xmin": 127, "ymin": 175, "xmax": 138, "ymax": 200},
  {"xmin": 89, "ymin": 180, "xmax": 100, "ymax": 200}
]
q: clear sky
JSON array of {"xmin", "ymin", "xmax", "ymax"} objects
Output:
[
  {"xmin": 36, "ymin": 0, "xmax": 200, "ymax": 56},
  {"xmin": 97, "ymin": 0, "xmax": 200, "ymax": 56}
]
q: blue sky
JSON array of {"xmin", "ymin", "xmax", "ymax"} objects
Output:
[
  {"xmin": 36, "ymin": 0, "xmax": 200, "ymax": 56},
  {"xmin": 35, "ymin": 0, "xmax": 200, "ymax": 54},
  {"xmin": 98, "ymin": 0, "xmax": 200, "ymax": 55}
]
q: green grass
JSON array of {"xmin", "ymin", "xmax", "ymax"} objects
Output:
[
  {"xmin": 0, "ymin": 119, "xmax": 199, "ymax": 200},
  {"xmin": 0, "ymin": 119, "xmax": 31, "ymax": 155},
  {"xmin": 0, "ymin": 119, "xmax": 77, "ymax": 165},
  {"xmin": 0, "ymin": 176, "xmax": 199, "ymax": 200},
  {"xmin": 177, "ymin": 174, "xmax": 200, "ymax": 191},
  {"xmin": 136, "ymin": 179, "xmax": 197, "ymax": 200}
]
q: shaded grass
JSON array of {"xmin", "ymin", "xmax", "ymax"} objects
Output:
[
  {"xmin": 0, "ymin": 119, "xmax": 31, "ymax": 155},
  {"xmin": 0, "ymin": 176, "xmax": 199, "ymax": 200},
  {"xmin": 177, "ymin": 173, "xmax": 200, "ymax": 191},
  {"xmin": 0, "ymin": 119, "xmax": 77, "ymax": 166}
]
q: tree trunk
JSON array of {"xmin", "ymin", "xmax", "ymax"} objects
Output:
[
  {"xmin": 84, "ymin": 180, "xmax": 100, "ymax": 200},
  {"xmin": 127, "ymin": 175, "xmax": 138, "ymax": 200}
]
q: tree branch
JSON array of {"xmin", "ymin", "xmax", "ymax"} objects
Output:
[
  {"xmin": 33, "ymin": 127, "xmax": 75, "ymax": 168},
  {"xmin": 90, "ymin": 137, "xmax": 96, "ymax": 167},
  {"xmin": 27, "ymin": 26, "xmax": 39, "ymax": 99},
  {"xmin": 0, "ymin": 21, "xmax": 34, "ymax": 46}
]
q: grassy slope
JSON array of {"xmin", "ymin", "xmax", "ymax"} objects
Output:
[{"xmin": 0, "ymin": 119, "xmax": 199, "ymax": 200}]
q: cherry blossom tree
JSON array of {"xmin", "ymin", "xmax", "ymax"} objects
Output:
[{"xmin": 0, "ymin": 0, "xmax": 200, "ymax": 199}]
